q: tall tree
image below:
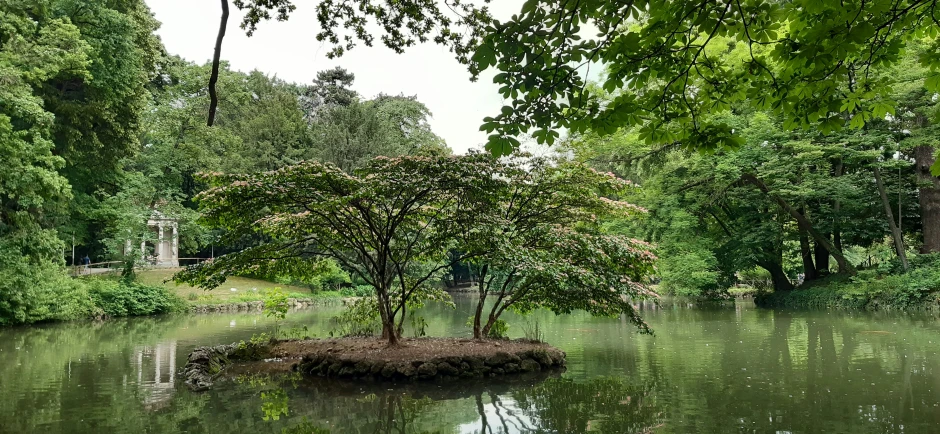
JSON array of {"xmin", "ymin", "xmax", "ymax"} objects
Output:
[
  {"xmin": 0, "ymin": 0, "xmax": 90, "ymax": 263},
  {"xmin": 308, "ymin": 94, "xmax": 449, "ymax": 172}
]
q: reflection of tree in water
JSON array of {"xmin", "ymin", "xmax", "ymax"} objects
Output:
[{"xmin": 503, "ymin": 377, "xmax": 665, "ymax": 433}]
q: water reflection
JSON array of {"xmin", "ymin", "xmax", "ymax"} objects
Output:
[
  {"xmin": 0, "ymin": 300, "xmax": 938, "ymax": 433},
  {"xmin": 135, "ymin": 340, "xmax": 178, "ymax": 408},
  {"xmin": 238, "ymin": 372, "xmax": 664, "ymax": 433}
]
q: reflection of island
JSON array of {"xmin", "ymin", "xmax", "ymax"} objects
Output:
[
  {"xmin": 238, "ymin": 371, "xmax": 664, "ymax": 434},
  {"xmin": 463, "ymin": 377, "xmax": 665, "ymax": 434},
  {"xmin": 134, "ymin": 340, "xmax": 177, "ymax": 409}
]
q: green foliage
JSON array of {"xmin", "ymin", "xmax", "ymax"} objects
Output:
[
  {"xmin": 409, "ymin": 315, "xmax": 428, "ymax": 338},
  {"xmin": 467, "ymin": 316, "xmax": 508, "ymax": 339},
  {"xmin": 520, "ymin": 318, "xmax": 544, "ymax": 342},
  {"xmin": 177, "ymin": 153, "xmax": 504, "ymax": 344},
  {"xmin": 0, "ymin": 1, "xmax": 87, "ymax": 264},
  {"xmin": 458, "ymin": 154, "xmax": 658, "ymax": 338},
  {"xmin": 263, "ymin": 287, "xmax": 289, "ymax": 337},
  {"xmin": 87, "ymin": 279, "xmax": 187, "ymax": 318},
  {"xmin": 304, "ymin": 260, "xmax": 351, "ymax": 292},
  {"xmin": 487, "ymin": 319, "xmax": 509, "ymax": 340},
  {"xmin": 260, "ymin": 388, "xmax": 289, "ymax": 421},
  {"xmin": 340, "ymin": 285, "xmax": 373, "ymax": 298},
  {"xmin": 758, "ymin": 255, "xmax": 940, "ymax": 310},
  {"xmin": 330, "ymin": 297, "xmax": 381, "ymax": 337},
  {"xmin": 657, "ymin": 251, "xmax": 721, "ymax": 297},
  {"xmin": 280, "ymin": 418, "xmax": 331, "ymax": 434},
  {"xmin": 233, "ymin": 333, "xmax": 274, "ymax": 360},
  {"xmin": 0, "ymin": 260, "xmax": 184, "ymax": 325},
  {"xmin": 461, "ymin": 1, "xmax": 940, "ymax": 157},
  {"xmin": 262, "ymin": 288, "xmax": 289, "ymax": 321},
  {"xmin": 0, "ymin": 259, "xmax": 93, "ymax": 325}
]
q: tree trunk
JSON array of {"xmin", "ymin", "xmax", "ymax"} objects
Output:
[
  {"xmin": 207, "ymin": 0, "xmax": 229, "ymax": 126},
  {"xmin": 915, "ymin": 145, "xmax": 940, "ymax": 253},
  {"xmin": 799, "ymin": 227, "xmax": 817, "ymax": 282},
  {"xmin": 472, "ymin": 264, "xmax": 489, "ymax": 340},
  {"xmin": 814, "ymin": 240, "xmax": 831, "ymax": 276},
  {"xmin": 760, "ymin": 260, "xmax": 794, "ymax": 291},
  {"xmin": 472, "ymin": 292, "xmax": 486, "ymax": 340},
  {"xmin": 743, "ymin": 173, "xmax": 856, "ymax": 275},
  {"xmin": 377, "ymin": 293, "xmax": 399, "ymax": 346},
  {"xmin": 875, "ymin": 166, "xmax": 910, "ymax": 271},
  {"xmin": 833, "ymin": 158, "xmax": 844, "ymax": 252}
]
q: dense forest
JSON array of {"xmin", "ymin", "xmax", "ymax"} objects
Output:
[
  {"xmin": 2, "ymin": 0, "xmax": 940, "ymax": 326},
  {"xmin": 569, "ymin": 41, "xmax": 940, "ymax": 305},
  {"xmin": 0, "ymin": 0, "xmax": 449, "ymax": 324}
]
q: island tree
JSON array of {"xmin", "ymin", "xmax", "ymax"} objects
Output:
[
  {"xmin": 458, "ymin": 156, "xmax": 657, "ymax": 338},
  {"xmin": 176, "ymin": 153, "xmax": 502, "ymax": 345}
]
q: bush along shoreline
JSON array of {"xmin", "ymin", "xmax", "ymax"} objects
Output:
[
  {"xmin": 0, "ymin": 265, "xmax": 344, "ymax": 326},
  {"xmin": 755, "ymin": 256, "xmax": 940, "ymax": 311},
  {"xmin": 0, "ymin": 269, "xmax": 188, "ymax": 326}
]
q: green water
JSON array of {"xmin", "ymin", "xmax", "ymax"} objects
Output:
[{"xmin": 1, "ymin": 297, "xmax": 939, "ymax": 433}]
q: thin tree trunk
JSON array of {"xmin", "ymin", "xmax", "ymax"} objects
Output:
[
  {"xmin": 833, "ymin": 158, "xmax": 844, "ymax": 252},
  {"xmin": 799, "ymin": 226, "xmax": 817, "ymax": 282},
  {"xmin": 915, "ymin": 145, "xmax": 940, "ymax": 253},
  {"xmin": 743, "ymin": 173, "xmax": 856, "ymax": 275},
  {"xmin": 207, "ymin": 0, "xmax": 229, "ymax": 126},
  {"xmin": 473, "ymin": 291, "xmax": 486, "ymax": 340},
  {"xmin": 875, "ymin": 166, "xmax": 910, "ymax": 271},
  {"xmin": 798, "ymin": 206, "xmax": 817, "ymax": 282},
  {"xmin": 472, "ymin": 265, "xmax": 488, "ymax": 340}
]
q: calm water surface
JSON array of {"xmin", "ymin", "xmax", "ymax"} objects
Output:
[{"xmin": 1, "ymin": 297, "xmax": 939, "ymax": 433}]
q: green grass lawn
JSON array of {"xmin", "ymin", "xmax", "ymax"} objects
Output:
[{"xmin": 135, "ymin": 268, "xmax": 340, "ymax": 304}]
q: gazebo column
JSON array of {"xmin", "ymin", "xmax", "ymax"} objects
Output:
[
  {"xmin": 156, "ymin": 224, "xmax": 164, "ymax": 262},
  {"xmin": 172, "ymin": 224, "xmax": 178, "ymax": 264}
]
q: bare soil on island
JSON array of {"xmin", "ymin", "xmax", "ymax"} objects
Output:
[
  {"xmin": 272, "ymin": 336, "xmax": 554, "ymax": 362},
  {"xmin": 184, "ymin": 336, "xmax": 567, "ymax": 391}
]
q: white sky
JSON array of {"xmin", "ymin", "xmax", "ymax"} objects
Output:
[{"xmin": 147, "ymin": 0, "xmax": 525, "ymax": 154}]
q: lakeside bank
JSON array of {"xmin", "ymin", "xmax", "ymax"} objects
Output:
[{"xmin": 0, "ymin": 267, "xmax": 345, "ymax": 326}]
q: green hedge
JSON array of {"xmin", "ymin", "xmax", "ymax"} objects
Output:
[
  {"xmin": 86, "ymin": 279, "xmax": 188, "ymax": 318},
  {"xmin": 0, "ymin": 260, "xmax": 186, "ymax": 326}
]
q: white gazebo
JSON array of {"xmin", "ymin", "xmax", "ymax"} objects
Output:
[{"xmin": 125, "ymin": 211, "xmax": 179, "ymax": 267}]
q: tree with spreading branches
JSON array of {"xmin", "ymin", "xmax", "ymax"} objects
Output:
[
  {"xmin": 220, "ymin": 0, "xmax": 940, "ymax": 178},
  {"xmin": 457, "ymin": 156, "xmax": 657, "ymax": 339},
  {"xmin": 175, "ymin": 153, "xmax": 502, "ymax": 345}
]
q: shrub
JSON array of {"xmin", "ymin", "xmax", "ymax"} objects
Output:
[
  {"xmin": 0, "ymin": 257, "xmax": 186, "ymax": 325},
  {"xmin": 340, "ymin": 285, "xmax": 373, "ymax": 297},
  {"xmin": 263, "ymin": 287, "xmax": 289, "ymax": 337},
  {"xmin": 756, "ymin": 256, "xmax": 940, "ymax": 310},
  {"xmin": 0, "ymin": 258, "xmax": 95, "ymax": 325},
  {"xmin": 330, "ymin": 297, "xmax": 381, "ymax": 337},
  {"xmin": 86, "ymin": 279, "xmax": 187, "ymax": 317}
]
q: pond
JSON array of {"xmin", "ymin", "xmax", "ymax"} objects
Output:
[{"xmin": 1, "ymin": 296, "xmax": 939, "ymax": 433}]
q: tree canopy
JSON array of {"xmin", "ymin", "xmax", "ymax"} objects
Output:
[{"xmin": 227, "ymin": 0, "xmax": 940, "ymax": 176}]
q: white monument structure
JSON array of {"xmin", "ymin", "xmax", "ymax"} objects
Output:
[{"xmin": 125, "ymin": 210, "xmax": 179, "ymax": 267}]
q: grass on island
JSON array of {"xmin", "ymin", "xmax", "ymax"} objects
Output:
[{"xmin": 135, "ymin": 268, "xmax": 342, "ymax": 305}]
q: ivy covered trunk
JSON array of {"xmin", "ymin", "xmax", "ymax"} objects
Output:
[{"xmin": 915, "ymin": 145, "xmax": 940, "ymax": 254}]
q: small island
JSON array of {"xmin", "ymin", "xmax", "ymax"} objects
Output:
[
  {"xmin": 178, "ymin": 153, "xmax": 655, "ymax": 392},
  {"xmin": 184, "ymin": 337, "xmax": 566, "ymax": 391}
]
